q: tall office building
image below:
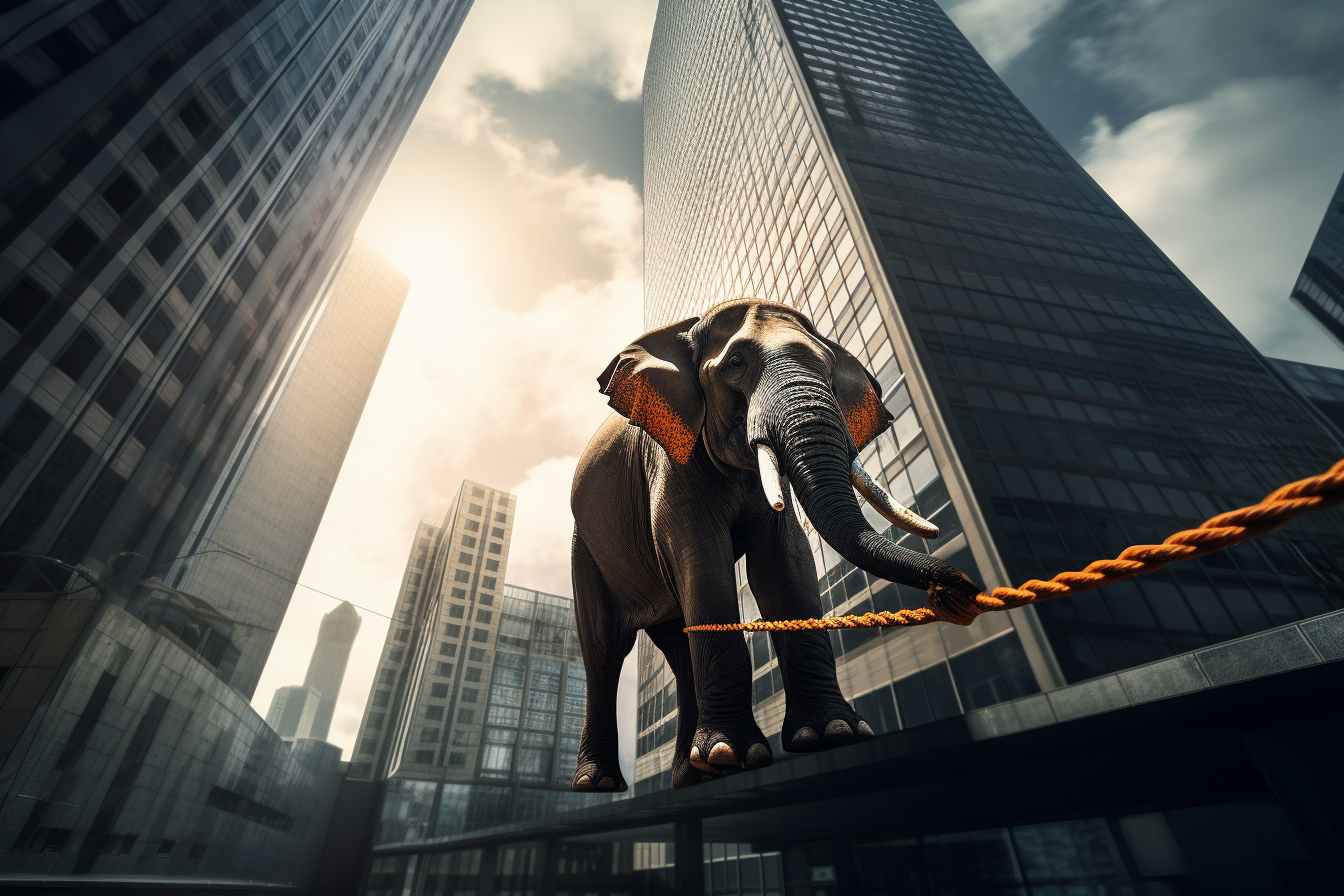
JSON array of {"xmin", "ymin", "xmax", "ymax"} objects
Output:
[
  {"xmin": 635, "ymin": 0, "xmax": 1344, "ymax": 791},
  {"xmin": 0, "ymin": 0, "xmax": 471, "ymax": 882},
  {"xmin": 170, "ymin": 239, "xmax": 405, "ymax": 697},
  {"xmin": 303, "ymin": 598, "xmax": 362, "ymax": 740},
  {"xmin": 0, "ymin": 0, "xmax": 469, "ymax": 590},
  {"xmin": 1269, "ymin": 357, "xmax": 1344, "ymax": 437},
  {"xmin": 1288, "ymin": 172, "xmax": 1344, "ymax": 349},
  {"xmin": 352, "ymin": 483, "xmax": 608, "ymax": 844}
]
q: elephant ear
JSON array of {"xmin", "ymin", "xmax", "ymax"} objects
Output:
[
  {"xmin": 823, "ymin": 336, "xmax": 894, "ymax": 451},
  {"xmin": 598, "ymin": 317, "xmax": 704, "ymax": 464}
]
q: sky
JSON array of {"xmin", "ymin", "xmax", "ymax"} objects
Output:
[{"xmin": 249, "ymin": 0, "xmax": 1344, "ymax": 770}]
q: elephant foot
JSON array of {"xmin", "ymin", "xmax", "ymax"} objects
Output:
[
  {"xmin": 687, "ymin": 724, "xmax": 772, "ymax": 775},
  {"xmin": 782, "ymin": 700, "xmax": 874, "ymax": 753},
  {"xmin": 571, "ymin": 758, "xmax": 627, "ymax": 793}
]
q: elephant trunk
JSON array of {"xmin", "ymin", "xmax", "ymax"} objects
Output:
[{"xmin": 747, "ymin": 360, "xmax": 954, "ymax": 592}]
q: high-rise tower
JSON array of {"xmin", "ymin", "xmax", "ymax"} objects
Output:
[
  {"xmin": 169, "ymin": 238, "xmax": 405, "ymax": 696},
  {"xmin": 636, "ymin": 0, "xmax": 1344, "ymax": 791},
  {"xmin": 351, "ymin": 483, "xmax": 608, "ymax": 840},
  {"xmin": 0, "ymin": 0, "xmax": 468, "ymax": 587},
  {"xmin": 1288, "ymin": 172, "xmax": 1344, "ymax": 350},
  {"xmin": 302, "ymin": 599, "xmax": 361, "ymax": 740}
]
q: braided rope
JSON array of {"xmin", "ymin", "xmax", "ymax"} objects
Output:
[{"xmin": 685, "ymin": 458, "xmax": 1344, "ymax": 633}]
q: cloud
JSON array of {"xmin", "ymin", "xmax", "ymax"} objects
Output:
[
  {"xmin": 1068, "ymin": 0, "xmax": 1344, "ymax": 108},
  {"xmin": 1081, "ymin": 77, "xmax": 1344, "ymax": 364},
  {"xmin": 942, "ymin": 0, "xmax": 1070, "ymax": 69}
]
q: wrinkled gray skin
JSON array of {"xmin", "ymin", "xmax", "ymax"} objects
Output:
[{"xmin": 569, "ymin": 300, "xmax": 981, "ymax": 791}]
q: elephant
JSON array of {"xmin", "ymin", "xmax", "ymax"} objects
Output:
[{"xmin": 568, "ymin": 299, "xmax": 982, "ymax": 792}]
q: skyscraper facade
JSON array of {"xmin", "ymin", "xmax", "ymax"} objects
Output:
[
  {"xmin": 636, "ymin": 0, "xmax": 1344, "ymax": 791},
  {"xmin": 1288, "ymin": 172, "xmax": 1344, "ymax": 349},
  {"xmin": 351, "ymin": 482, "xmax": 608, "ymax": 847},
  {"xmin": 303, "ymin": 598, "xmax": 362, "ymax": 740},
  {"xmin": 0, "ymin": 0, "xmax": 467, "ymax": 591},
  {"xmin": 266, "ymin": 682, "xmax": 324, "ymax": 739},
  {"xmin": 170, "ymin": 239, "xmax": 404, "ymax": 697}
]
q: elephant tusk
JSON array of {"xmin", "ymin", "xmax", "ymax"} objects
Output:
[
  {"xmin": 851, "ymin": 459, "xmax": 939, "ymax": 539},
  {"xmin": 757, "ymin": 444, "xmax": 786, "ymax": 511}
]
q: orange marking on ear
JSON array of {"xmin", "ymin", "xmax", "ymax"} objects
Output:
[
  {"xmin": 845, "ymin": 386, "xmax": 888, "ymax": 451},
  {"xmin": 606, "ymin": 365, "xmax": 698, "ymax": 464}
]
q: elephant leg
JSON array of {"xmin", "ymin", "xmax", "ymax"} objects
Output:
[
  {"xmin": 645, "ymin": 618, "xmax": 769, "ymax": 787},
  {"xmin": 675, "ymin": 547, "xmax": 771, "ymax": 775},
  {"xmin": 571, "ymin": 530, "xmax": 635, "ymax": 793},
  {"xmin": 746, "ymin": 514, "xmax": 874, "ymax": 753}
]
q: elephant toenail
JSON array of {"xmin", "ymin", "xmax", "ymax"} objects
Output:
[
  {"xmin": 824, "ymin": 719, "xmax": 853, "ymax": 740},
  {"xmin": 690, "ymin": 745, "xmax": 702, "ymax": 762},
  {"xmin": 598, "ymin": 776, "xmax": 615, "ymax": 790},
  {"xmin": 791, "ymin": 726, "xmax": 818, "ymax": 749},
  {"xmin": 857, "ymin": 720, "xmax": 875, "ymax": 738},
  {"xmin": 746, "ymin": 742, "xmax": 772, "ymax": 767},
  {"xmin": 708, "ymin": 741, "xmax": 738, "ymax": 766},
  {"xmin": 574, "ymin": 774, "xmax": 592, "ymax": 790}
]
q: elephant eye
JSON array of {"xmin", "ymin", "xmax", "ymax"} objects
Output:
[{"xmin": 727, "ymin": 353, "xmax": 744, "ymax": 369}]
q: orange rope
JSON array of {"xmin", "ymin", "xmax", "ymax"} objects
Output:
[{"xmin": 685, "ymin": 458, "xmax": 1344, "ymax": 633}]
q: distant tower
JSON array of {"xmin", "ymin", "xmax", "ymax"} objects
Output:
[
  {"xmin": 1287, "ymin": 171, "xmax": 1344, "ymax": 349},
  {"xmin": 303, "ymin": 601, "xmax": 362, "ymax": 741},
  {"xmin": 265, "ymin": 685, "xmax": 324, "ymax": 742}
]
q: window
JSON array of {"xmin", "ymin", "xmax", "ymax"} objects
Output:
[
  {"xmin": 461, "ymin": 688, "xmax": 478, "ymax": 703},
  {"xmin": 457, "ymin": 709, "xmax": 475, "ymax": 724},
  {"xmin": 441, "ymin": 628, "xmax": 459, "ymax": 642},
  {"xmin": 476, "ymin": 611, "xmax": 493, "ymax": 624},
  {"xmin": 146, "ymin": 222, "xmax": 182, "ymax": 265},
  {"xmin": 458, "ymin": 552, "xmax": 473, "ymax": 564},
  {"xmin": 180, "ymin": 183, "xmax": 214, "ymax": 222},
  {"xmin": 430, "ymin": 683, "xmax": 449, "ymax": 698},
  {"xmin": 485, "ymin": 560, "xmax": 499, "ymax": 571},
  {"xmin": 261, "ymin": 155, "xmax": 281, "ymax": 183},
  {"xmin": 378, "ymin": 669, "xmax": 395, "ymax": 685},
  {"xmin": 454, "ymin": 570, "xmax": 470, "ymax": 583},
  {"xmin": 143, "ymin": 133, "xmax": 179, "ymax": 171},
  {"xmin": 55, "ymin": 330, "xmax": 101, "ymax": 379},
  {"xmin": 359, "ymin": 737, "xmax": 378, "ymax": 754},
  {"xmin": 439, "ymin": 641, "xmax": 457, "ymax": 656},
  {"xmin": 491, "ymin": 527, "xmax": 504, "ymax": 538},
  {"xmin": 472, "ymin": 487, "xmax": 485, "ymax": 497},
  {"xmin": 468, "ymin": 503, "xmax": 482, "ymax": 515},
  {"xmin": 448, "ymin": 605, "xmax": 464, "ymax": 619},
  {"xmin": 425, "ymin": 705, "xmax": 443, "ymax": 721},
  {"xmin": 215, "ymin": 147, "xmax": 241, "ymax": 184},
  {"xmin": 188, "ymin": 843, "xmax": 206, "ymax": 860},
  {"xmin": 420, "ymin": 727, "xmax": 439, "ymax": 743},
  {"xmin": 210, "ymin": 224, "xmax": 234, "ymax": 259},
  {"xmin": 479, "ymin": 594, "xmax": 494, "ymax": 606},
  {"xmin": 414, "ymin": 750, "xmax": 435, "ymax": 764},
  {"xmin": 465, "ymin": 520, "xmax": 479, "ymax": 532},
  {"xmin": 495, "ymin": 512, "xmax": 507, "ymax": 522},
  {"xmin": 103, "ymin": 172, "xmax": 144, "ymax": 215},
  {"xmin": 472, "ymin": 629, "xmax": 489, "ymax": 643},
  {"xmin": 373, "ymin": 690, "xmax": 389, "ymax": 707},
  {"xmin": 388, "ymin": 649, "xmax": 403, "ymax": 663},
  {"xmin": 394, "ymin": 628, "xmax": 409, "ymax": 642},
  {"xmin": 156, "ymin": 840, "xmax": 175, "ymax": 857},
  {"xmin": 140, "ymin": 312, "xmax": 174, "ymax": 352},
  {"xmin": 450, "ymin": 588, "xmax": 466, "ymax": 598},
  {"xmin": 461, "ymin": 535, "xmax": 476, "ymax": 548},
  {"xmin": 237, "ymin": 188, "xmax": 259, "ymax": 221},
  {"xmin": 465, "ymin": 667, "xmax": 482, "ymax": 682},
  {"xmin": 367, "ymin": 713, "xmax": 385, "ymax": 729},
  {"xmin": 481, "ymin": 577, "xmax": 496, "ymax": 590},
  {"xmin": 105, "ymin": 273, "xmax": 143, "ymax": 316},
  {"xmin": 488, "ymin": 543, "xmax": 502, "ymax": 555},
  {"xmin": 435, "ymin": 662, "xmax": 453, "ymax": 676},
  {"xmin": 469, "ymin": 648, "xmax": 486, "ymax": 662},
  {"xmin": 448, "ymin": 752, "xmax": 465, "ymax": 767}
]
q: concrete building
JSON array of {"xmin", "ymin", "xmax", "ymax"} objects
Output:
[
  {"xmin": 348, "ymin": 483, "xmax": 609, "ymax": 847},
  {"xmin": 303, "ymin": 599, "xmax": 363, "ymax": 740},
  {"xmin": 632, "ymin": 0, "xmax": 1344, "ymax": 791},
  {"xmin": 1288, "ymin": 172, "xmax": 1344, "ymax": 349},
  {"xmin": 0, "ymin": 0, "xmax": 472, "ymax": 885},
  {"xmin": 172, "ymin": 240, "xmax": 403, "ymax": 698},
  {"xmin": 267, "ymin": 682, "xmax": 324, "ymax": 741}
]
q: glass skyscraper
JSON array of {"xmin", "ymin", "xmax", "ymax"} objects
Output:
[
  {"xmin": 1288, "ymin": 172, "xmax": 1344, "ymax": 349},
  {"xmin": 0, "ymin": 0, "xmax": 469, "ymax": 883},
  {"xmin": 0, "ymin": 0, "xmax": 467, "ymax": 587},
  {"xmin": 353, "ymin": 482, "xmax": 608, "ymax": 850},
  {"xmin": 636, "ymin": 0, "xmax": 1344, "ymax": 791},
  {"xmin": 170, "ymin": 238, "xmax": 407, "ymax": 697}
]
